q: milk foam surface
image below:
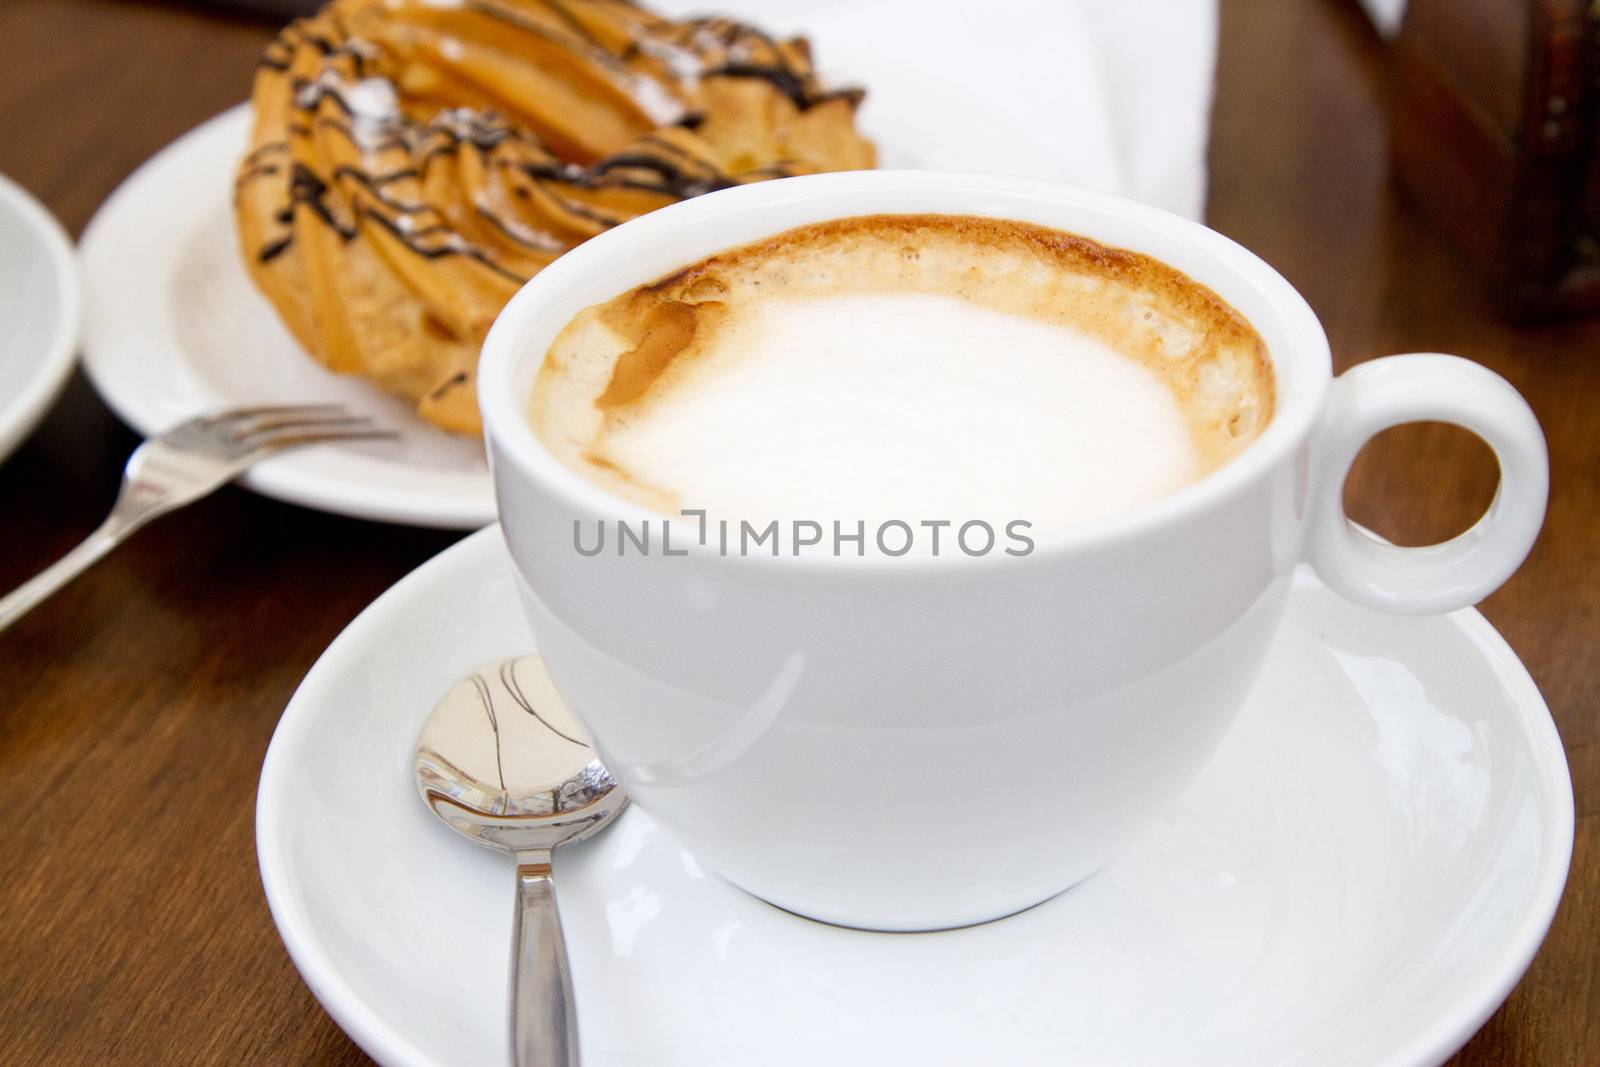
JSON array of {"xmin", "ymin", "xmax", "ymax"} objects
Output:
[
  {"xmin": 529, "ymin": 214, "xmax": 1274, "ymax": 539},
  {"xmin": 599, "ymin": 292, "xmax": 1200, "ymax": 530}
]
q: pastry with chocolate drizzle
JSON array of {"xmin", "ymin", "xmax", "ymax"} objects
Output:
[{"xmin": 236, "ymin": 0, "xmax": 874, "ymax": 434}]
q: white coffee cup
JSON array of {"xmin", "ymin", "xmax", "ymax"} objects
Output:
[{"xmin": 478, "ymin": 172, "xmax": 1548, "ymax": 931}]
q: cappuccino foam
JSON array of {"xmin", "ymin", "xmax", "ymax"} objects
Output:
[{"xmin": 530, "ymin": 215, "xmax": 1273, "ymax": 535}]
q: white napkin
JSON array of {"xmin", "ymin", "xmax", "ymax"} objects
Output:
[{"xmin": 652, "ymin": 0, "xmax": 1219, "ymax": 221}]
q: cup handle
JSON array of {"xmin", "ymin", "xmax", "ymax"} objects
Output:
[{"xmin": 1306, "ymin": 353, "xmax": 1548, "ymax": 614}]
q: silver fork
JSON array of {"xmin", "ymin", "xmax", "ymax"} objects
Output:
[{"xmin": 0, "ymin": 404, "xmax": 391, "ymax": 634}]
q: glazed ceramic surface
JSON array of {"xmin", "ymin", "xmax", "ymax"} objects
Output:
[
  {"xmin": 477, "ymin": 171, "xmax": 1547, "ymax": 928},
  {"xmin": 257, "ymin": 528, "xmax": 1572, "ymax": 1067},
  {"xmin": 0, "ymin": 173, "xmax": 79, "ymax": 466}
]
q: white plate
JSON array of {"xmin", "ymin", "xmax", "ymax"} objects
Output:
[
  {"xmin": 78, "ymin": 106, "xmax": 495, "ymax": 530},
  {"xmin": 257, "ymin": 527, "xmax": 1574, "ymax": 1067},
  {"xmin": 0, "ymin": 173, "xmax": 79, "ymax": 466}
]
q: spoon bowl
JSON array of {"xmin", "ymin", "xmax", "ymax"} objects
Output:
[{"xmin": 415, "ymin": 654, "xmax": 628, "ymax": 1067}]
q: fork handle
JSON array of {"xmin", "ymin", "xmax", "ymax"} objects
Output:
[
  {"xmin": 0, "ymin": 521, "xmax": 124, "ymax": 634},
  {"xmin": 511, "ymin": 851, "xmax": 579, "ymax": 1067}
]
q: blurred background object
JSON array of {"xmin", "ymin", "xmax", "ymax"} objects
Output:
[
  {"xmin": 1391, "ymin": 0, "xmax": 1600, "ymax": 317},
  {"xmin": 1358, "ymin": 0, "xmax": 1408, "ymax": 37},
  {"xmin": 198, "ymin": 0, "xmax": 317, "ymax": 16}
]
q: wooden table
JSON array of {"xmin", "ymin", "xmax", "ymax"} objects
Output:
[{"xmin": 0, "ymin": 0, "xmax": 1594, "ymax": 1062}]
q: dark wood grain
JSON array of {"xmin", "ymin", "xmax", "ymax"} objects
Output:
[{"xmin": 0, "ymin": 0, "xmax": 1593, "ymax": 1063}]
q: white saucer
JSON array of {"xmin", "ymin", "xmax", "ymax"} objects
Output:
[
  {"xmin": 78, "ymin": 106, "xmax": 496, "ymax": 530},
  {"xmin": 257, "ymin": 527, "xmax": 1573, "ymax": 1067},
  {"xmin": 0, "ymin": 173, "xmax": 79, "ymax": 466}
]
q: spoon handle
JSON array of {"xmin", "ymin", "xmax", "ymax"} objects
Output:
[{"xmin": 511, "ymin": 852, "xmax": 579, "ymax": 1067}]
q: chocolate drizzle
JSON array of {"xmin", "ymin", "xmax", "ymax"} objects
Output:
[
  {"xmin": 241, "ymin": 1, "xmax": 866, "ymax": 270},
  {"xmin": 236, "ymin": 0, "xmax": 873, "ymax": 434},
  {"xmin": 285, "ymin": 162, "xmax": 356, "ymax": 241}
]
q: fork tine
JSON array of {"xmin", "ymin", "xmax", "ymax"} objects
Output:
[
  {"xmin": 231, "ymin": 413, "xmax": 377, "ymax": 442},
  {"xmin": 201, "ymin": 403, "xmax": 348, "ymax": 427},
  {"xmin": 250, "ymin": 427, "xmax": 399, "ymax": 451}
]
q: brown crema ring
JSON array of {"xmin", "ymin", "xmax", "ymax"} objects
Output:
[{"xmin": 235, "ymin": 0, "xmax": 875, "ymax": 434}]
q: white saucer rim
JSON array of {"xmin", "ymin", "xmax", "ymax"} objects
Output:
[
  {"xmin": 255, "ymin": 530, "xmax": 517, "ymax": 1067},
  {"xmin": 77, "ymin": 104, "xmax": 496, "ymax": 531},
  {"xmin": 1381, "ymin": 599, "xmax": 1574, "ymax": 1066},
  {"xmin": 0, "ymin": 172, "xmax": 81, "ymax": 466},
  {"xmin": 255, "ymin": 526, "xmax": 1575, "ymax": 1067}
]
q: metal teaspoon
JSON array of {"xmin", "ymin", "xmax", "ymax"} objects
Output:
[{"xmin": 415, "ymin": 655, "xmax": 628, "ymax": 1067}]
